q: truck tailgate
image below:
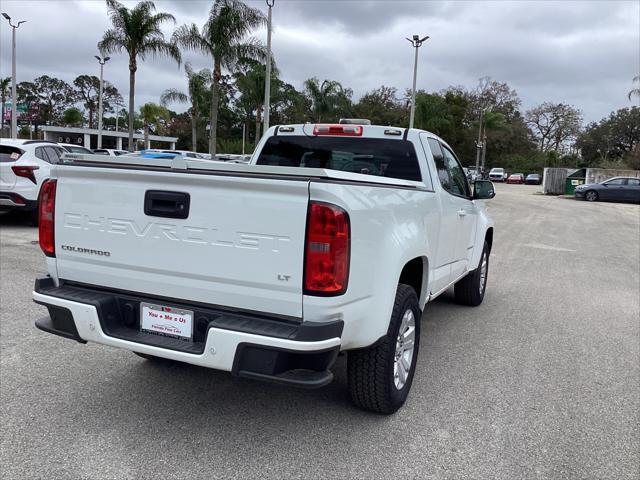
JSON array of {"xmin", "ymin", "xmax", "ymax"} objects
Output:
[{"xmin": 54, "ymin": 166, "xmax": 309, "ymax": 318}]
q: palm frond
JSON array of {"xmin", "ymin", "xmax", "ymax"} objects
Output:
[
  {"xmin": 160, "ymin": 88, "xmax": 188, "ymax": 106},
  {"xmin": 173, "ymin": 23, "xmax": 210, "ymax": 55},
  {"xmin": 138, "ymin": 39, "xmax": 181, "ymax": 65},
  {"xmin": 98, "ymin": 28, "xmax": 126, "ymax": 55},
  {"xmin": 223, "ymin": 37, "xmax": 266, "ymax": 70}
]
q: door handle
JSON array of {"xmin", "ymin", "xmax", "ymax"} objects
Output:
[
  {"xmin": 144, "ymin": 190, "xmax": 190, "ymax": 219},
  {"xmin": 457, "ymin": 209, "xmax": 467, "ymax": 217}
]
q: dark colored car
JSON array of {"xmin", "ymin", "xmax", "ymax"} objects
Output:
[
  {"xmin": 525, "ymin": 173, "xmax": 541, "ymax": 185},
  {"xmin": 574, "ymin": 177, "xmax": 640, "ymax": 203}
]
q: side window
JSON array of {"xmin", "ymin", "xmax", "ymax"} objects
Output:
[
  {"xmin": 627, "ymin": 178, "xmax": 640, "ymax": 186},
  {"xmin": 441, "ymin": 144, "xmax": 471, "ymax": 197},
  {"xmin": 43, "ymin": 146, "xmax": 61, "ymax": 164},
  {"xmin": 605, "ymin": 178, "xmax": 626, "ymax": 186},
  {"xmin": 427, "ymin": 138, "xmax": 451, "ymax": 191},
  {"xmin": 35, "ymin": 147, "xmax": 52, "ymax": 163}
]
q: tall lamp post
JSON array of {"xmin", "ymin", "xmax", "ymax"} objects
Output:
[
  {"xmin": 406, "ymin": 34, "xmax": 428, "ymax": 129},
  {"xmin": 262, "ymin": 0, "xmax": 274, "ymax": 136},
  {"xmin": 94, "ymin": 55, "xmax": 110, "ymax": 149},
  {"xmin": 2, "ymin": 13, "xmax": 26, "ymax": 139},
  {"xmin": 475, "ymin": 108, "xmax": 485, "ymax": 174}
]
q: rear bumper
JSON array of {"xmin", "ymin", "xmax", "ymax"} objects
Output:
[
  {"xmin": 0, "ymin": 192, "xmax": 37, "ymax": 210},
  {"xmin": 33, "ymin": 278, "xmax": 342, "ymax": 388}
]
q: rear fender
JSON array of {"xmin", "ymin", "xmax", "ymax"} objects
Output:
[{"xmin": 304, "ymin": 181, "xmax": 435, "ymax": 350}]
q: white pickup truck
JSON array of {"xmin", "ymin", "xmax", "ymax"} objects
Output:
[{"xmin": 33, "ymin": 123, "xmax": 495, "ymax": 414}]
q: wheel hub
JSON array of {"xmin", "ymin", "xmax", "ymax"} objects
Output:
[
  {"xmin": 394, "ymin": 309, "xmax": 416, "ymax": 390},
  {"xmin": 479, "ymin": 252, "xmax": 488, "ymax": 295}
]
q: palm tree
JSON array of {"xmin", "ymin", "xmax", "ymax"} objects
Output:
[
  {"xmin": 160, "ymin": 63, "xmax": 211, "ymax": 151},
  {"xmin": 629, "ymin": 75, "xmax": 640, "ymax": 101},
  {"xmin": 98, "ymin": 0, "xmax": 181, "ymax": 151},
  {"xmin": 139, "ymin": 102, "xmax": 170, "ymax": 149},
  {"xmin": 0, "ymin": 77, "xmax": 10, "ymax": 134},
  {"xmin": 173, "ymin": 0, "xmax": 266, "ymax": 155},
  {"xmin": 235, "ymin": 59, "xmax": 280, "ymax": 145},
  {"xmin": 303, "ymin": 78, "xmax": 350, "ymax": 122}
]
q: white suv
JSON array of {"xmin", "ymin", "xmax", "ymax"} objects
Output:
[
  {"xmin": 0, "ymin": 139, "xmax": 66, "ymax": 223},
  {"xmin": 489, "ymin": 167, "xmax": 507, "ymax": 182}
]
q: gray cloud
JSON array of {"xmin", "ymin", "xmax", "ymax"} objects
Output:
[{"xmin": 0, "ymin": 0, "xmax": 638, "ymax": 124}]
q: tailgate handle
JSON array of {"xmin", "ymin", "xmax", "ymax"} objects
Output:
[{"xmin": 144, "ymin": 190, "xmax": 190, "ymax": 219}]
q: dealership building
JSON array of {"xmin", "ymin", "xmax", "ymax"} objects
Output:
[{"xmin": 41, "ymin": 126, "xmax": 178, "ymax": 150}]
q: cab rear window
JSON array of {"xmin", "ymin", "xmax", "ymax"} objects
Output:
[
  {"xmin": 256, "ymin": 136, "xmax": 422, "ymax": 182},
  {"xmin": 0, "ymin": 146, "xmax": 24, "ymax": 163}
]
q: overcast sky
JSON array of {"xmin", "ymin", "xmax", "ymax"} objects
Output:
[{"xmin": 0, "ymin": 0, "xmax": 638, "ymax": 123}]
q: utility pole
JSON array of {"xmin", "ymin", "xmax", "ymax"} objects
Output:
[
  {"xmin": 2, "ymin": 13, "xmax": 26, "ymax": 139},
  {"xmin": 242, "ymin": 123, "xmax": 246, "ymax": 156},
  {"xmin": 475, "ymin": 108, "xmax": 485, "ymax": 174},
  {"xmin": 262, "ymin": 0, "xmax": 274, "ymax": 136},
  {"xmin": 94, "ymin": 55, "xmax": 110, "ymax": 148},
  {"xmin": 406, "ymin": 34, "xmax": 429, "ymax": 129},
  {"xmin": 480, "ymin": 132, "xmax": 487, "ymax": 173}
]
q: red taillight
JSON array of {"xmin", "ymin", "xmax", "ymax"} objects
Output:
[
  {"xmin": 313, "ymin": 124, "xmax": 363, "ymax": 136},
  {"xmin": 38, "ymin": 180, "xmax": 56, "ymax": 257},
  {"xmin": 12, "ymin": 165, "xmax": 39, "ymax": 184},
  {"xmin": 304, "ymin": 202, "xmax": 350, "ymax": 295}
]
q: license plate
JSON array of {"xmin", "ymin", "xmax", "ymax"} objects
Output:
[{"xmin": 140, "ymin": 302, "xmax": 193, "ymax": 341}]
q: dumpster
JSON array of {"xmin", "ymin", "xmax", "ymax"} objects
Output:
[{"xmin": 565, "ymin": 168, "xmax": 586, "ymax": 195}]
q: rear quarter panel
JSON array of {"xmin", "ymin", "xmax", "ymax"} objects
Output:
[{"xmin": 304, "ymin": 181, "xmax": 438, "ymax": 350}]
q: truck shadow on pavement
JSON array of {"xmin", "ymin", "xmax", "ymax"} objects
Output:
[
  {"xmin": 0, "ymin": 211, "xmax": 35, "ymax": 228},
  {"xmin": 70, "ymin": 291, "xmax": 463, "ymax": 427}
]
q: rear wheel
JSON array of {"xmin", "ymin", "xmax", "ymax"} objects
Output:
[
  {"xmin": 454, "ymin": 241, "xmax": 489, "ymax": 306},
  {"xmin": 347, "ymin": 284, "xmax": 421, "ymax": 414},
  {"xmin": 585, "ymin": 190, "xmax": 598, "ymax": 202}
]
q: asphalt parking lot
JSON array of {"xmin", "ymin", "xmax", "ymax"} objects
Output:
[{"xmin": 1, "ymin": 183, "xmax": 638, "ymax": 479}]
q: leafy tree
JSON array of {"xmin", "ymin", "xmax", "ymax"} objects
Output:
[
  {"xmin": 270, "ymin": 82, "xmax": 310, "ymax": 125},
  {"xmin": 468, "ymin": 77, "xmax": 522, "ymax": 123},
  {"xmin": 0, "ymin": 77, "xmax": 10, "ymax": 132},
  {"xmin": 525, "ymin": 102, "xmax": 582, "ymax": 152},
  {"xmin": 139, "ymin": 102, "xmax": 170, "ymax": 149},
  {"xmin": 235, "ymin": 58, "xmax": 281, "ymax": 145},
  {"xmin": 173, "ymin": 0, "xmax": 266, "ymax": 155},
  {"xmin": 73, "ymin": 75, "xmax": 124, "ymax": 128},
  {"xmin": 63, "ymin": 107, "xmax": 84, "ymax": 127},
  {"xmin": 160, "ymin": 62, "xmax": 211, "ymax": 151},
  {"xmin": 27, "ymin": 75, "xmax": 76, "ymax": 125},
  {"xmin": 576, "ymin": 107, "xmax": 640, "ymax": 167},
  {"xmin": 98, "ymin": 0, "xmax": 181, "ymax": 150},
  {"xmin": 354, "ymin": 86, "xmax": 406, "ymax": 126},
  {"xmin": 414, "ymin": 92, "xmax": 452, "ymax": 135},
  {"xmin": 304, "ymin": 77, "xmax": 353, "ymax": 122}
]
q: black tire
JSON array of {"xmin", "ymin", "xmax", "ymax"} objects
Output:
[
  {"xmin": 454, "ymin": 241, "xmax": 489, "ymax": 307},
  {"xmin": 585, "ymin": 190, "xmax": 598, "ymax": 202},
  {"xmin": 347, "ymin": 284, "xmax": 421, "ymax": 414}
]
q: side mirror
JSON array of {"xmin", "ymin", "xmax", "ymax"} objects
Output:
[{"xmin": 473, "ymin": 180, "xmax": 496, "ymax": 200}]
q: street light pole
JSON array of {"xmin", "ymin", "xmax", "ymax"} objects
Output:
[
  {"xmin": 94, "ymin": 55, "xmax": 110, "ymax": 149},
  {"xmin": 2, "ymin": 13, "xmax": 26, "ymax": 139},
  {"xmin": 242, "ymin": 123, "xmax": 246, "ymax": 156},
  {"xmin": 475, "ymin": 108, "xmax": 485, "ymax": 174},
  {"xmin": 262, "ymin": 0, "xmax": 274, "ymax": 136},
  {"xmin": 406, "ymin": 34, "xmax": 429, "ymax": 129}
]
